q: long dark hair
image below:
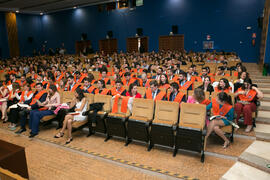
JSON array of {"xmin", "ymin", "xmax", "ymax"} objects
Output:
[
  {"xmin": 159, "ymin": 74, "xmax": 169, "ymax": 86},
  {"xmin": 98, "ymin": 79, "xmax": 106, "ymax": 89},
  {"xmin": 218, "ymin": 78, "xmax": 230, "ymax": 90},
  {"xmin": 218, "ymin": 92, "xmax": 232, "ymax": 105},
  {"xmin": 128, "ymin": 83, "xmax": 137, "ymax": 96},
  {"xmin": 75, "ymin": 88, "xmax": 85, "ymax": 101},
  {"xmin": 241, "ymin": 78, "xmax": 252, "ymax": 90}
]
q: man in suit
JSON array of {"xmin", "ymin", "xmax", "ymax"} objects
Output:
[
  {"xmin": 144, "ymin": 80, "xmax": 166, "ymax": 100},
  {"xmin": 15, "ymin": 83, "xmax": 48, "ymax": 134},
  {"xmin": 167, "ymin": 82, "xmax": 186, "ymax": 103}
]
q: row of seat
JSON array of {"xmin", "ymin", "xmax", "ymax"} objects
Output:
[{"xmin": 41, "ymin": 92, "xmax": 211, "ymax": 162}]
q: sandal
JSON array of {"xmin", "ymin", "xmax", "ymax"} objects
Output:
[
  {"xmin": 223, "ymin": 141, "xmax": 230, "ymax": 149},
  {"xmin": 54, "ymin": 132, "xmax": 64, "ymax": 138},
  {"xmin": 65, "ymin": 137, "xmax": 73, "ymax": 144}
]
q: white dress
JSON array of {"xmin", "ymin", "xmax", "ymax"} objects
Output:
[{"xmin": 73, "ymin": 100, "xmax": 88, "ymax": 122}]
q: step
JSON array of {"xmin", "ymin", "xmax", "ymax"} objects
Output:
[
  {"xmin": 238, "ymin": 141, "xmax": 270, "ymax": 173},
  {"xmin": 253, "ymin": 79, "xmax": 270, "ymax": 83},
  {"xmin": 257, "ymin": 110, "xmax": 270, "ymax": 119},
  {"xmin": 250, "ymin": 76, "xmax": 269, "ymax": 79},
  {"xmin": 256, "ymin": 117, "xmax": 270, "ymax": 125},
  {"xmin": 259, "ymin": 106, "xmax": 270, "ymax": 111},
  {"xmin": 261, "ymin": 101, "xmax": 270, "ymax": 107},
  {"xmin": 256, "ymin": 83, "xmax": 270, "ymax": 88},
  {"xmin": 254, "ymin": 124, "xmax": 270, "ymax": 142},
  {"xmin": 260, "ymin": 88, "xmax": 270, "ymax": 94},
  {"xmin": 221, "ymin": 162, "xmax": 270, "ymax": 180}
]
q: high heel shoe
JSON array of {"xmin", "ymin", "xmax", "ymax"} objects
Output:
[
  {"xmin": 54, "ymin": 132, "xmax": 64, "ymax": 138},
  {"xmin": 65, "ymin": 137, "xmax": 73, "ymax": 144},
  {"xmin": 223, "ymin": 141, "xmax": 230, "ymax": 149}
]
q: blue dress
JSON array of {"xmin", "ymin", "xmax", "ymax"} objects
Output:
[{"xmin": 206, "ymin": 103, "xmax": 234, "ymax": 126}]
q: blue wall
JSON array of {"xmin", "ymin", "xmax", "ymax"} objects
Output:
[
  {"xmin": 16, "ymin": 14, "xmax": 43, "ymax": 57},
  {"xmin": 15, "ymin": 0, "xmax": 265, "ymax": 62},
  {"xmin": 264, "ymin": 15, "xmax": 270, "ymax": 73},
  {"xmin": 0, "ymin": 12, "xmax": 9, "ymax": 59}
]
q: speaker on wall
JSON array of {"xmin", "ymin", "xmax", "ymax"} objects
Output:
[
  {"xmin": 107, "ymin": 31, "xmax": 113, "ymax": 38},
  {"xmin": 137, "ymin": 28, "xmax": 143, "ymax": 36},
  {"xmin": 258, "ymin": 17, "xmax": 263, "ymax": 29},
  {"xmin": 172, "ymin": 25, "xmax": 178, "ymax": 34},
  {"xmin": 27, "ymin": 36, "xmax": 33, "ymax": 43},
  {"xmin": 81, "ymin": 33, "xmax": 87, "ymax": 41}
]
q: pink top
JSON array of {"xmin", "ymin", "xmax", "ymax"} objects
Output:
[
  {"xmin": 126, "ymin": 92, "xmax": 142, "ymax": 98},
  {"xmin": 187, "ymin": 96, "xmax": 197, "ymax": 104}
]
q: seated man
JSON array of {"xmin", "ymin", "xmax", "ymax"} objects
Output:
[
  {"xmin": 65, "ymin": 75, "xmax": 81, "ymax": 92},
  {"xmin": 15, "ymin": 83, "xmax": 48, "ymax": 134},
  {"xmin": 138, "ymin": 73, "xmax": 151, "ymax": 87},
  {"xmin": 167, "ymin": 82, "xmax": 186, "ymax": 103},
  {"xmin": 111, "ymin": 79, "xmax": 127, "ymax": 96},
  {"xmin": 99, "ymin": 68, "xmax": 111, "ymax": 85},
  {"xmin": 196, "ymin": 67, "xmax": 214, "ymax": 83},
  {"xmin": 215, "ymin": 66, "xmax": 230, "ymax": 76},
  {"xmin": 122, "ymin": 72, "xmax": 137, "ymax": 86},
  {"xmin": 81, "ymin": 78, "xmax": 96, "ymax": 94},
  {"xmin": 144, "ymin": 80, "xmax": 166, "ymax": 101},
  {"xmin": 174, "ymin": 72, "xmax": 193, "ymax": 91},
  {"xmin": 74, "ymin": 71, "xmax": 87, "ymax": 83}
]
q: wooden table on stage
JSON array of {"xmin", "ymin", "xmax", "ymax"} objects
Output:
[
  {"xmin": 0, "ymin": 140, "xmax": 29, "ymax": 179},
  {"xmin": 99, "ymin": 38, "xmax": 118, "ymax": 55}
]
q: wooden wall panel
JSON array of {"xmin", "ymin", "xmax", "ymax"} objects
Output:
[{"xmin": 5, "ymin": 12, "xmax": 20, "ymax": 57}]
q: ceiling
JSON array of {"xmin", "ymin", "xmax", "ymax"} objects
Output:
[{"xmin": 0, "ymin": 0, "xmax": 116, "ymax": 14}]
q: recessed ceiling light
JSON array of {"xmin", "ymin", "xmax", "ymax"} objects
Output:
[
  {"xmin": 73, "ymin": 6, "xmax": 77, "ymax": 9},
  {"xmin": 15, "ymin": 10, "xmax": 19, "ymax": 13},
  {"xmin": 40, "ymin": 12, "xmax": 44, "ymax": 15}
]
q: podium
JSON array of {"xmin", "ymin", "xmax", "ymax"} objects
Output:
[
  {"xmin": 75, "ymin": 40, "xmax": 91, "ymax": 54},
  {"xmin": 0, "ymin": 140, "xmax": 29, "ymax": 179},
  {"xmin": 159, "ymin": 35, "xmax": 184, "ymax": 52}
]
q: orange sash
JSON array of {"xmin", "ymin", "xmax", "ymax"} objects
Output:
[
  {"xmin": 100, "ymin": 89, "xmax": 110, "ymax": 95},
  {"xmin": 56, "ymin": 73, "xmax": 64, "ymax": 82},
  {"xmin": 85, "ymin": 86, "xmax": 96, "ymax": 93},
  {"xmin": 159, "ymin": 84, "xmax": 170, "ymax": 89},
  {"xmin": 19, "ymin": 91, "xmax": 33, "ymax": 102},
  {"xmin": 122, "ymin": 78, "xmax": 136, "ymax": 86},
  {"xmin": 167, "ymin": 92, "xmax": 185, "ymax": 103},
  {"xmin": 30, "ymin": 90, "xmax": 47, "ymax": 105},
  {"xmin": 112, "ymin": 95, "xmax": 130, "ymax": 113},
  {"xmin": 212, "ymin": 98, "xmax": 232, "ymax": 116},
  {"xmin": 111, "ymin": 87, "xmax": 125, "ymax": 96},
  {"xmin": 145, "ymin": 88, "xmax": 166, "ymax": 101},
  {"xmin": 200, "ymin": 99, "xmax": 211, "ymax": 105},
  {"xmin": 180, "ymin": 81, "xmax": 193, "ymax": 90},
  {"xmin": 214, "ymin": 86, "xmax": 231, "ymax": 93},
  {"xmin": 238, "ymin": 88, "xmax": 257, "ymax": 102},
  {"xmin": 69, "ymin": 84, "xmax": 80, "ymax": 92}
]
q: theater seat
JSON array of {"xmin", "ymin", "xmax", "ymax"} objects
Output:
[
  {"xmin": 127, "ymin": 98, "xmax": 154, "ymax": 147},
  {"xmin": 175, "ymin": 103, "xmax": 206, "ymax": 162},
  {"xmin": 72, "ymin": 94, "xmax": 94, "ymax": 130},
  {"xmin": 148, "ymin": 100, "xmax": 179, "ymax": 152},
  {"xmin": 87, "ymin": 94, "xmax": 112, "ymax": 136},
  {"xmin": 105, "ymin": 96, "xmax": 131, "ymax": 142}
]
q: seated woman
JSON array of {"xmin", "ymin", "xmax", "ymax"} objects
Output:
[
  {"xmin": 187, "ymin": 88, "xmax": 211, "ymax": 105},
  {"xmin": 54, "ymin": 88, "xmax": 88, "ymax": 144},
  {"xmin": 94, "ymin": 80, "xmax": 111, "ymax": 95},
  {"xmin": 126, "ymin": 83, "xmax": 142, "ymax": 98},
  {"xmin": 29, "ymin": 84, "xmax": 60, "ymax": 137},
  {"xmin": 7, "ymin": 83, "xmax": 33, "ymax": 130},
  {"xmin": 234, "ymin": 78, "xmax": 263, "ymax": 132},
  {"xmin": 206, "ymin": 92, "xmax": 234, "ymax": 148},
  {"xmin": 3, "ymin": 82, "xmax": 21, "ymax": 123},
  {"xmin": 198, "ymin": 76, "xmax": 214, "ymax": 94},
  {"xmin": 214, "ymin": 78, "xmax": 232, "ymax": 93},
  {"xmin": 234, "ymin": 71, "xmax": 249, "ymax": 92},
  {"xmin": 59, "ymin": 78, "xmax": 67, "ymax": 91},
  {"xmin": 158, "ymin": 74, "xmax": 170, "ymax": 89},
  {"xmin": 0, "ymin": 82, "xmax": 9, "ymax": 122}
]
